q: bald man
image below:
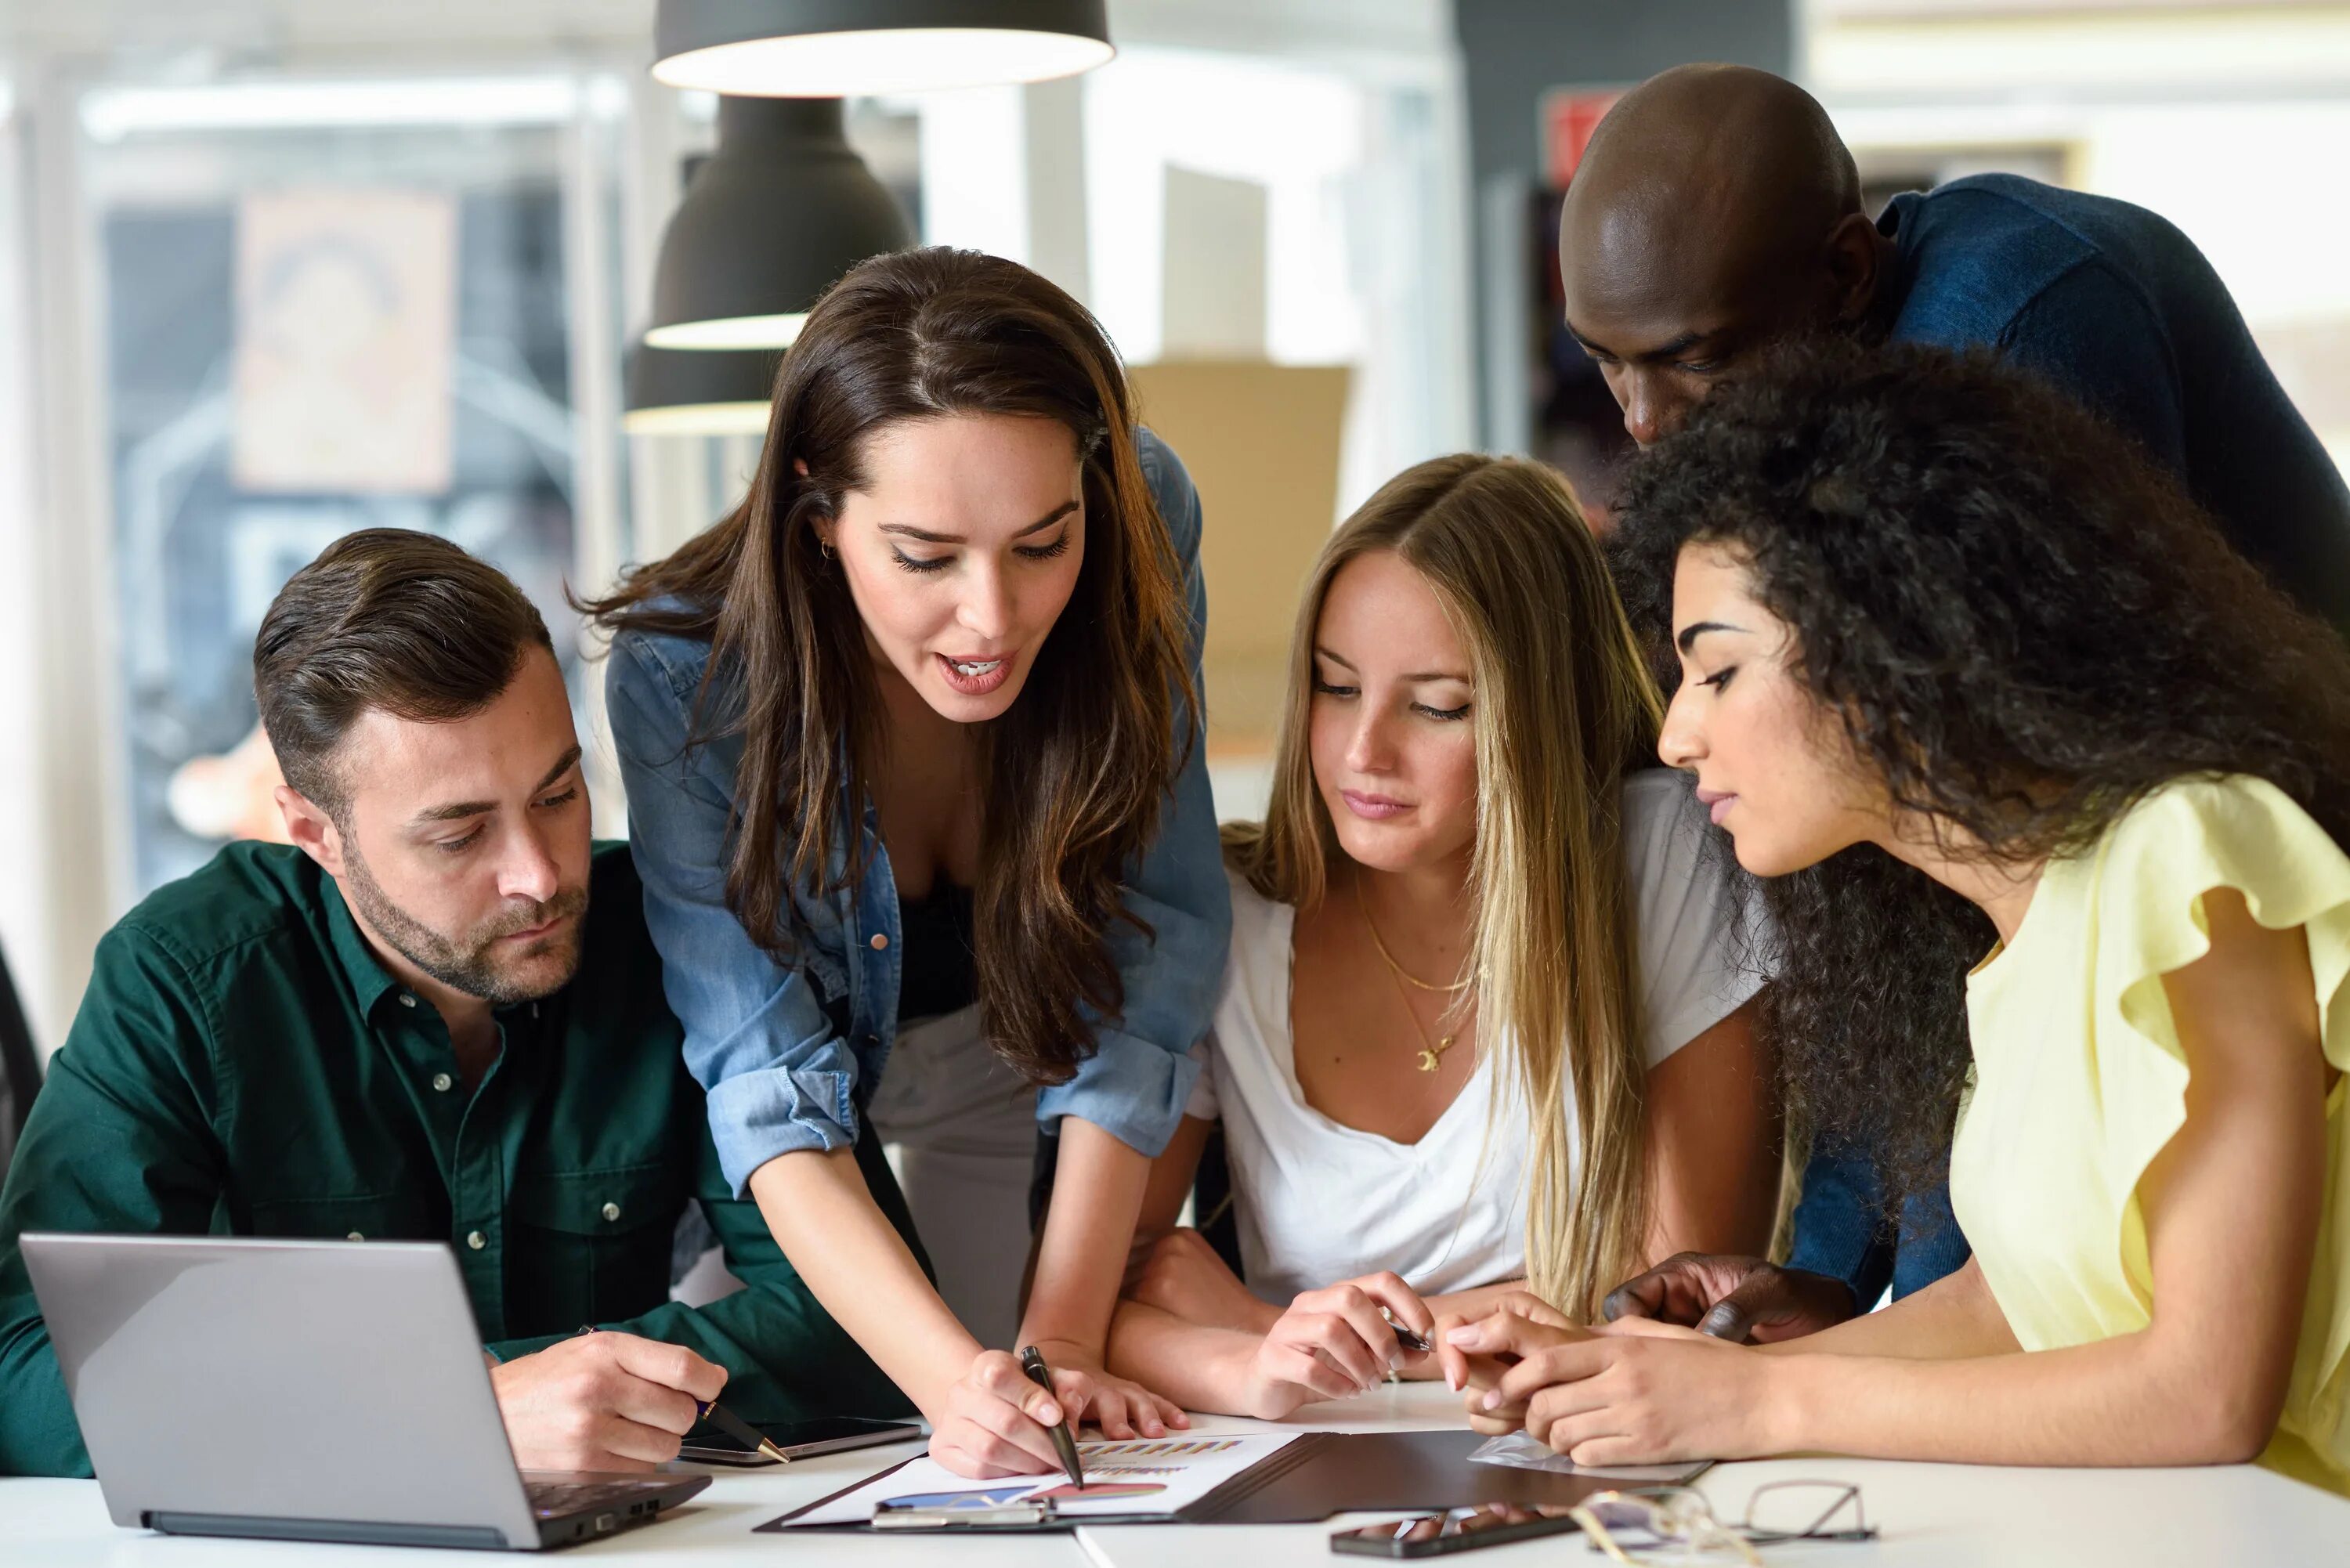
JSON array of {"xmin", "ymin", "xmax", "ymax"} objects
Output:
[
  {"xmin": 1564, "ymin": 63, "xmax": 2350, "ymax": 627},
  {"xmin": 1577, "ymin": 64, "xmax": 2350, "ymax": 1344}
]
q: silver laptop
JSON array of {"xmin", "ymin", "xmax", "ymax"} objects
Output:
[{"xmin": 22, "ymin": 1233, "xmax": 710, "ymax": 1550}]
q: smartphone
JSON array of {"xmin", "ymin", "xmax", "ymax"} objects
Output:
[
  {"xmin": 677, "ymin": 1415, "xmax": 924, "ymax": 1467},
  {"xmin": 1329, "ymin": 1505, "xmax": 1582, "ymax": 1558}
]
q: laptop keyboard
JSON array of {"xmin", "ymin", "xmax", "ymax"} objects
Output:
[{"xmin": 526, "ymin": 1479, "xmax": 667, "ymax": 1519}]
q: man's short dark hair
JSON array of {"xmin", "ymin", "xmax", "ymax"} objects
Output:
[{"xmin": 255, "ymin": 529, "xmax": 555, "ymax": 817}]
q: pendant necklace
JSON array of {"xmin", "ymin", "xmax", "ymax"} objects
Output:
[{"xmin": 1356, "ymin": 874, "xmax": 1470, "ymax": 1071}]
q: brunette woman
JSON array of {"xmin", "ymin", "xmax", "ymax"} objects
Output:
[
  {"xmin": 1453, "ymin": 340, "xmax": 2350, "ymax": 1496},
  {"xmin": 590, "ymin": 249, "xmax": 1228, "ymax": 1478}
]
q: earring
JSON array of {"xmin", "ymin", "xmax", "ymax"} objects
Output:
[{"xmin": 818, "ymin": 538, "xmax": 836, "ymax": 562}]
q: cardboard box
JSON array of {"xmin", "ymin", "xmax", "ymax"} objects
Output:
[{"xmin": 1128, "ymin": 360, "xmax": 1351, "ymax": 754}]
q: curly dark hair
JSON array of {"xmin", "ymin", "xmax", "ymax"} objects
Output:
[{"xmin": 1607, "ymin": 338, "xmax": 2350, "ymax": 1205}]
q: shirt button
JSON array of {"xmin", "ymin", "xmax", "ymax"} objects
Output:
[
  {"xmin": 602, "ymin": 1202, "xmax": 621, "ymax": 1223},
  {"xmin": 399, "ymin": 993, "xmax": 418, "ymax": 1009},
  {"xmin": 346, "ymin": 1231, "xmax": 364, "ymax": 1241},
  {"xmin": 431, "ymin": 1072, "xmax": 454, "ymax": 1093},
  {"xmin": 466, "ymin": 1230, "xmax": 487, "ymax": 1251},
  {"xmin": 870, "ymin": 933, "xmax": 889, "ymax": 951}
]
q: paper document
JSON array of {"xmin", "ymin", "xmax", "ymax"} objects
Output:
[{"xmin": 779, "ymin": 1433, "xmax": 1303, "ymax": 1526}]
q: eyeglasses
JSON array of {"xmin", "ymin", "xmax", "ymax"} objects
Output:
[{"xmin": 1567, "ymin": 1482, "xmax": 1875, "ymax": 1563}]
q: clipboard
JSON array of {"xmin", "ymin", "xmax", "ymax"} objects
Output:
[{"xmin": 754, "ymin": 1429, "xmax": 1712, "ymax": 1533}]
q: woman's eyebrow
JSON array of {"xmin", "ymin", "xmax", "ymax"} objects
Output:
[
  {"xmin": 1675, "ymin": 620, "xmax": 1749, "ymax": 654},
  {"xmin": 877, "ymin": 500, "xmax": 1079, "ymax": 545},
  {"xmin": 1314, "ymin": 645, "xmax": 1466, "ymax": 682}
]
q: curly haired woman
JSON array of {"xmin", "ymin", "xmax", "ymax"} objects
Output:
[{"xmin": 1446, "ymin": 338, "xmax": 2350, "ymax": 1495}]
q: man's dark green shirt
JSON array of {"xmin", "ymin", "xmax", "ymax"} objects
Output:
[{"xmin": 0, "ymin": 840, "xmax": 908, "ymax": 1476}]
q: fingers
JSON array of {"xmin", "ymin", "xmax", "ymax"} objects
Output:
[
  {"xmin": 1325, "ymin": 1285, "xmax": 1408, "ymax": 1383},
  {"xmin": 929, "ymin": 1352, "xmax": 1068, "ymax": 1476},
  {"xmin": 1432, "ymin": 1311, "xmax": 1472, "ymax": 1392},
  {"xmin": 1098, "ymin": 1378, "xmax": 1177, "ymax": 1439},
  {"xmin": 1600, "ymin": 1253, "xmax": 1736, "ymax": 1329},
  {"xmin": 952, "ymin": 1389, "xmax": 1067, "ymax": 1475},
  {"xmin": 1350, "ymin": 1271, "xmax": 1437, "ymax": 1342},
  {"xmin": 1444, "ymin": 1306, "xmax": 1582, "ymax": 1361},
  {"xmin": 1492, "ymin": 1289, "xmax": 1574, "ymax": 1332},
  {"xmin": 604, "ymin": 1364, "xmax": 704, "ymax": 1439},
  {"xmin": 1453, "ymin": 1344, "xmax": 1530, "ymax": 1428},
  {"xmin": 603, "ymin": 1332, "xmax": 728, "ymax": 1404},
  {"xmin": 1260, "ymin": 1336, "xmax": 1368, "ymax": 1403},
  {"xmin": 589, "ymin": 1411, "xmax": 690, "ymax": 1467},
  {"xmin": 1600, "ymin": 1266, "xmax": 1676, "ymax": 1324},
  {"xmin": 1487, "ymin": 1340, "xmax": 1610, "ymax": 1411},
  {"xmin": 1520, "ymin": 1378, "xmax": 1613, "ymax": 1449},
  {"xmin": 1697, "ymin": 1268, "xmax": 1788, "ymax": 1342},
  {"xmin": 1290, "ymin": 1307, "xmax": 1387, "ymax": 1391},
  {"xmin": 974, "ymin": 1349, "xmax": 1064, "ymax": 1427},
  {"xmin": 1074, "ymin": 1374, "xmax": 1158, "ymax": 1441},
  {"xmin": 1563, "ymin": 1434, "xmax": 1652, "ymax": 1468},
  {"xmin": 1529, "ymin": 1404, "xmax": 1622, "ymax": 1458}
]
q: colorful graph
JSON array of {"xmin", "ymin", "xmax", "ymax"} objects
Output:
[
  {"xmin": 879, "ymin": 1486, "xmax": 1032, "ymax": 1511},
  {"xmin": 1079, "ymin": 1438, "xmax": 1240, "ymax": 1459}
]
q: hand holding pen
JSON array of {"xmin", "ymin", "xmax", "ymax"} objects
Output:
[
  {"xmin": 1019, "ymin": 1346, "xmax": 1088, "ymax": 1490},
  {"xmin": 924, "ymin": 1345, "xmax": 1189, "ymax": 1479},
  {"xmin": 1241, "ymin": 1271, "xmax": 1437, "ymax": 1422},
  {"xmin": 486, "ymin": 1326, "xmax": 730, "ymax": 1473}
]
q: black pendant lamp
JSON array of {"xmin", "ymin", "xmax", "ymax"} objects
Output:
[
  {"xmin": 645, "ymin": 96, "xmax": 914, "ymax": 352},
  {"xmin": 623, "ymin": 342, "xmax": 781, "ymax": 436},
  {"xmin": 653, "ymin": 0, "xmax": 1112, "ymax": 97}
]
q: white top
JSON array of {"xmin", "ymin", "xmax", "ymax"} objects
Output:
[{"xmin": 1187, "ymin": 769, "xmax": 1763, "ymax": 1303}]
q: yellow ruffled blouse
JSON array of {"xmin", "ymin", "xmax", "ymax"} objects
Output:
[{"xmin": 1952, "ymin": 775, "xmax": 2350, "ymax": 1494}]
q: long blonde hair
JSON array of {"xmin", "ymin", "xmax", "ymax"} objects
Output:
[{"xmin": 1223, "ymin": 454, "xmax": 1662, "ymax": 1317}]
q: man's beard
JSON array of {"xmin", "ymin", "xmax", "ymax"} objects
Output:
[{"xmin": 340, "ymin": 847, "xmax": 589, "ymax": 1006}]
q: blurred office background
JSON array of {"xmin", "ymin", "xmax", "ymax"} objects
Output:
[{"xmin": 0, "ymin": 0, "xmax": 2345, "ymax": 1071}]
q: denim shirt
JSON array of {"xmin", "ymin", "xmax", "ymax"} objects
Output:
[
  {"xmin": 1885, "ymin": 173, "xmax": 2350, "ymax": 634},
  {"xmin": 606, "ymin": 428, "xmax": 1232, "ymax": 1196}
]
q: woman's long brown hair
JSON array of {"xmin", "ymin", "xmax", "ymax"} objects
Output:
[
  {"xmin": 1224, "ymin": 455, "xmax": 1664, "ymax": 1317},
  {"xmin": 582, "ymin": 247, "xmax": 1197, "ymax": 1084}
]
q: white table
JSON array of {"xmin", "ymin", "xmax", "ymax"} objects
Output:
[{"xmin": 9, "ymin": 1383, "xmax": 2348, "ymax": 1565}]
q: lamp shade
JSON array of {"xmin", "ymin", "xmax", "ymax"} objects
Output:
[
  {"xmin": 623, "ymin": 341, "xmax": 781, "ymax": 435},
  {"xmin": 645, "ymin": 96, "xmax": 913, "ymax": 352},
  {"xmin": 653, "ymin": 0, "xmax": 1112, "ymax": 96}
]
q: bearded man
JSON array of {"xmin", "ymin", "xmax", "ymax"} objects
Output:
[{"xmin": 0, "ymin": 529, "xmax": 906, "ymax": 1476}]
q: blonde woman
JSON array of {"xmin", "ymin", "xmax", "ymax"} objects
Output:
[{"xmin": 1103, "ymin": 455, "xmax": 1781, "ymax": 1420}]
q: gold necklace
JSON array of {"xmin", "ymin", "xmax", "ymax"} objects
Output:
[
  {"xmin": 1354, "ymin": 875, "xmax": 1471, "ymax": 1072},
  {"xmin": 1379, "ymin": 956, "xmax": 1468, "ymax": 1073},
  {"xmin": 1354, "ymin": 874, "xmax": 1472, "ymax": 992}
]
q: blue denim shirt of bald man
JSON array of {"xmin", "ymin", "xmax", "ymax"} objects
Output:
[
  {"xmin": 1788, "ymin": 173, "xmax": 2350, "ymax": 1308},
  {"xmin": 606, "ymin": 428, "xmax": 1231, "ymax": 1196}
]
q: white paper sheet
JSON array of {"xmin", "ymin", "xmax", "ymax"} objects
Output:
[{"xmin": 780, "ymin": 1433, "xmax": 1303, "ymax": 1526}]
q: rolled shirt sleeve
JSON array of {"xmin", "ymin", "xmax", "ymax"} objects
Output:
[
  {"xmin": 1032, "ymin": 430, "xmax": 1231, "ymax": 1157},
  {"xmin": 607, "ymin": 633, "xmax": 862, "ymax": 1193}
]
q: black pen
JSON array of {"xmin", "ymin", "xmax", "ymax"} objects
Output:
[
  {"xmin": 1383, "ymin": 1306, "xmax": 1433, "ymax": 1354},
  {"xmin": 1017, "ymin": 1345, "xmax": 1086, "ymax": 1491}
]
